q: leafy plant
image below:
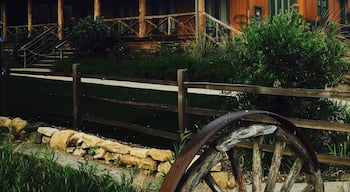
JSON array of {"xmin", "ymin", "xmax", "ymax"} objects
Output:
[
  {"xmin": 173, "ymin": 129, "xmax": 192, "ymax": 157},
  {"xmin": 66, "ymin": 16, "xmax": 115, "ymax": 57}
]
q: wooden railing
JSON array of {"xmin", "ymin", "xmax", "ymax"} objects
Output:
[
  {"xmin": 104, "ymin": 12, "xmax": 242, "ymax": 43},
  {"xmin": 6, "ymin": 23, "xmax": 57, "ymax": 40},
  {"xmin": 3, "ymin": 65, "xmax": 350, "ymax": 167}
]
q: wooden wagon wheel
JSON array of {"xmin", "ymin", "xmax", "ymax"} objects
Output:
[{"xmin": 160, "ymin": 110, "xmax": 324, "ymax": 192}]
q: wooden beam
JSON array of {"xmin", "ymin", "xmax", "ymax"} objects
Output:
[
  {"xmin": 1, "ymin": 2, "xmax": 7, "ymax": 40},
  {"xmin": 57, "ymin": 0, "xmax": 64, "ymax": 40},
  {"xmin": 198, "ymin": 0, "xmax": 205, "ymax": 36},
  {"xmin": 27, "ymin": 0, "xmax": 32, "ymax": 33},
  {"xmin": 139, "ymin": 0, "xmax": 146, "ymax": 38},
  {"xmin": 297, "ymin": 0, "xmax": 306, "ymax": 18},
  {"xmin": 94, "ymin": 0, "xmax": 101, "ymax": 20}
]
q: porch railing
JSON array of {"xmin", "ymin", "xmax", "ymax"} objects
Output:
[
  {"xmin": 6, "ymin": 23, "xmax": 57, "ymax": 40},
  {"xmin": 104, "ymin": 12, "xmax": 242, "ymax": 43}
]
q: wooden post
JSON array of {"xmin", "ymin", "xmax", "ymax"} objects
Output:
[
  {"xmin": 139, "ymin": 0, "xmax": 146, "ymax": 38},
  {"xmin": 57, "ymin": 0, "xmax": 64, "ymax": 40},
  {"xmin": 1, "ymin": 60, "xmax": 9, "ymax": 115},
  {"xmin": 94, "ymin": 0, "xmax": 101, "ymax": 20},
  {"xmin": 198, "ymin": 0, "xmax": 205, "ymax": 36},
  {"xmin": 73, "ymin": 64, "xmax": 82, "ymax": 130},
  {"xmin": 27, "ymin": 0, "xmax": 33, "ymax": 33},
  {"xmin": 1, "ymin": 2, "xmax": 7, "ymax": 40},
  {"xmin": 177, "ymin": 69, "xmax": 188, "ymax": 134}
]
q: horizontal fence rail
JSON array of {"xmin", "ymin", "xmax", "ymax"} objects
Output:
[{"xmin": 3, "ymin": 65, "xmax": 350, "ymax": 167}]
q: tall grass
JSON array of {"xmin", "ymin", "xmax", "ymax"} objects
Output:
[{"xmin": 0, "ymin": 132, "xmax": 135, "ymax": 192}]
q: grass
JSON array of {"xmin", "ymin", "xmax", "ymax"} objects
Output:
[{"xmin": 0, "ymin": 131, "xmax": 135, "ymax": 192}]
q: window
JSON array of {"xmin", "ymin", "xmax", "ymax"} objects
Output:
[{"xmin": 318, "ymin": 0, "xmax": 328, "ymax": 17}]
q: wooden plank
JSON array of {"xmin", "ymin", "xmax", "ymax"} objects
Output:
[
  {"xmin": 252, "ymin": 136, "xmax": 263, "ymax": 192},
  {"xmin": 57, "ymin": 0, "xmax": 64, "ymax": 40},
  {"xmin": 27, "ymin": 0, "xmax": 32, "ymax": 32},
  {"xmin": 237, "ymin": 141, "xmax": 350, "ymax": 167},
  {"xmin": 72, "ymin": 64, "xmax": 82, "ymax": 131},
  {"xmin": 178, "ymin": 69, "xmax": 188, "ymax": 134},
  {"xmin": 1, "ymin": 61, "xmax": 9, "ymax": 115},
  {"xmin": 184, "ymin": 82, "xmax": 350, "ymax": 99},
  {"xmin": 138, "ymin": 0, "xmax": 146, "ymax": 38},
  {"xmin": 198, "ymin": 0, "xmax": 205, "ymax": 36},
  {"xmin": 1, "ymin": 2, "xmax": 7, "ymax": 40},
  {"xmin": 83, "ymin": 95, "xmax": 178, "ymax": 113},
  {"xmin": 81, "ymin": 115, "xmax": 179, "ymax": 141},
  {"xmin": 94, "ymin": 0, "xmax": 101, "ymax": 20},
  {"xmin": 184, "ymin": 107, "xmax": 350, "ymax": 134}
]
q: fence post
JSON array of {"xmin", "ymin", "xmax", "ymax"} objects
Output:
[
  {"xmin": 72, "ymin": 63, "xmax": 81, "ymax": 130},
  {"xmin": 178, "ymin": 69, "xmax": 188, "ymax": 134},
  {"xmin": 1, "ymin": 60, "xmax": 9, "ymax": 116}
]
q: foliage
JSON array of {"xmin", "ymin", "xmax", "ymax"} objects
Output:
[
  {"xmin": 0, "ymin": 133, "xmax": 135, "ymax": 192},
  {"xmin": 173, "ymin": 129, "xmax": 192, "ymax": 157},
  {"xmin": 231, "ymin": 11, "xmax": 346, "ymax": 88},
  {"xmin": 66, "ymin": 16, "xmax": 115, "ymax": 57}
]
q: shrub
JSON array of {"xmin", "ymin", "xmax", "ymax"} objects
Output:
[
  {"xmin": 231, "ymin": 11, "xmax": 346, "ymax": 88},
  {"xmin": 66, "ymin": 16, "xmax": 115, "ymax": 57}
]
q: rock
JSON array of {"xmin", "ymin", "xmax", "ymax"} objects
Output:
[
  {"xmin": 104, "ymin": 152, "xmax": 115, "ymax": 162},
  {"xmin": 42, "ymin": 136, "xmax": 51, "ymax": 144},
  {"xmin": 129, "ymin": 147, "xmax": 150, "ymax": 158},
  {"xmin": 69, "ymin": 132, "xmax": 85, "ymax": 146},
  {"xmin": 211, "ymin": 172, "xmax": 228, "ymax": 189},
  {"xmin": 66, "ymin": 147, "xmax": 76, "ymax": 153},
  {"xmin": 72, "ymin": 148, "xmax": 87, "ymax": 156},
  {"xmin": 0, "ymin": 116, "xmax": 11, "ymax": 127},
  {"xmin": 11, "ymin": 117, "xmax": 27, "ymax": 133},
  {"xmin": 98, "ymin": 140, "xmax": 130, "ymax": 154},
  {"xmin": 93, "ymin": 148, "xmax": 106, "ymax": 159},
  {"xmin": 50, "ymin": 130, "xmax": 77, "ymax": 151},
  {"xmin": 157, "ymin": 160, "xmax": 173, "ymax": 174},
  {"xmin": 37, "ymin": 127, "xmax": 59, "ymax": 137},
  {"xmin": 227, "ymin": 176, "xmax": 236, "ymax": 188},
  {"xmin": 148, "ymin": 149, "xmax": 174, "ymax": 162},
  {"xmin": 120, "ymin": 155, "xmax": 158, "ymax": 171},
  {"xmin": 27, "ymin": 132, "xmax": 42, "ymax": 144},
  {"xmin": 211, "ymin": 162, "xmax": 222, "ymax": 172},
  {"xmin": 82, "ymin": 134, "xmax": 104, "ymax": 147}
]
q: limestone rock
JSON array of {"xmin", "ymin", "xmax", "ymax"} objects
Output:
[
  {"xmin": 11, "ymin": 117, "xmax": 27, "ymax": 133},
  {"xmin": 211, "ymin": 172, "xmax": 228, "ymax": 189},
  {"xmin": 0, "ymin": 116, "xmax": 11, "ymax": 127},
  {"xmin": 37, "ymin": 127, "xmax": 59, "ymax": 137},
  {"xmin": 50, "ymin": 130, "xmax": 77, "ymax": 151},
  {"xmin": 157, "ymin": 160, "xmax": 173, "ymax": 174},
  {"xmin": 148, "ymin": 149, "xmax": 174, "ymax": 162},
  {"xmin": 227, "ymin": 176, "xmax": 236, "ymax": 188},
  {"xmin": 211, "ymin": 162, "xmax": 222, "ymax": 172},
  {"xmin": 72, "ymin": 148, "xmax": 87, "ymax": 156},
  {"xmin": 120, "ymin": 155, "xmax": 158, "ymax": 171},
  {"xmin": 82, "ymin": 134, "xmax": 104, "ymax": 147},
  {"xmin": 98, "ymin": 140, "xmax": 130, "ymax": 154},
  {"xmin": 66, "ymin": 147, "xmax": 76, "ymax": 153},
  {"xmin": 93, "ymin": 148, "xmax": 107, "ymax": 159},
  {"xmin": 69, "ymin": 132, "xmax": 85, "ymax": 146},
  {"xmin": 42, "ymin": 136, "xmax": 51, "ymax": 144},
  {"xmin": 129, "ymin": 147, "xmax": 150, "ymax": 158},
  {"xmin": 104, "ymin": 152, "xmax": 115, "ymax": 162}
]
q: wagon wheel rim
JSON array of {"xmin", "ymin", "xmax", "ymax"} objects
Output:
[{"xmin": 159, "ymin": 110, "xmax": 323, "ymax": 192}]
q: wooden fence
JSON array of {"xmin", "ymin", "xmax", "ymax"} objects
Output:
[{"xmin": 2, "ymin": 64, "xmax": 350, "ymax": 167}]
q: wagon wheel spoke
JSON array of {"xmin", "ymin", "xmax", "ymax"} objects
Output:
[
  {"xmin": 179, "ymin": 149, "xmax": 223, "ymax": 192},
  {"xmin": 204, "ymin": 174, "xmax": 225, "ymax": 192},
  {"xmin": 252, "ymin": 136, "xmax": 264, "ymax": 192},
  {"xmin": 279, "ymin": 158, "xmax": 303, "ymax": 192},
  {"xmin": 227, "ymin": 148, "xmax": 247, "ymax": 192},
  {"xmin": 264, "ymin": 141, "xmax": 287, "ymax": 192}
]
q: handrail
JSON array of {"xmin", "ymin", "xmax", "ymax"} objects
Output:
[
  {"xmin": 53, "ymin": 40, "xmax": 69, "ymax": 59},
  {"xmin": 18, "ymin": 24, "xmax": 60, "ymax": 68},
  {"xmin": 20, "ymin": 25, "xmax": 58, "ymax": 50},
  {"xmin": 203, "ymin": 12, "xmax": 242, "ymax": 36}
]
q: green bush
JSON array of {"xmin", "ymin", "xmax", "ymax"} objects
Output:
[
  {"xmin": 231, "ymin": 11, "xmax": 346, "ymax": 88},
  {"xmin": 66, "ymin": 16, "xmax": 115, "ymax": 57}
]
